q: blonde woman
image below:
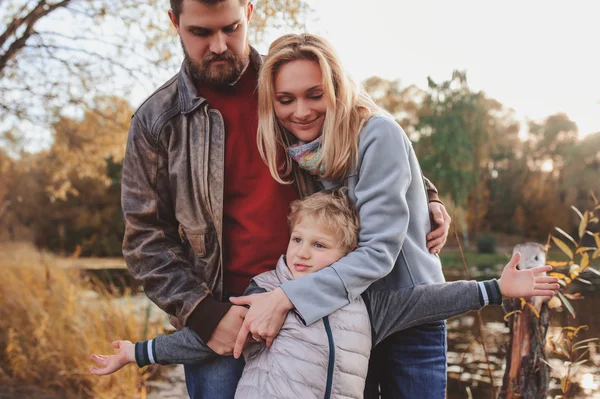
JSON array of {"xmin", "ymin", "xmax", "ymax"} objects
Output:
[{"xmin": 231, "ymin": 33, "xmax": 454, "ymax": 398}]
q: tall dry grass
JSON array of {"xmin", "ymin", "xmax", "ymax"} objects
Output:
[{"xmin": 0, "ymin": 242, "xmax": 163, "ymax": 398}]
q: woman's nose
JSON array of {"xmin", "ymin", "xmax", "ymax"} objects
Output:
[{"xmin": 294, "ymin": 100, "xmax": 311, "ymax": 119}]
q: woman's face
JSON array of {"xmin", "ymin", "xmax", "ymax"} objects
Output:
[{"xmin": 273, "ymin": 59, "xmax": 328, "ymax": 142}]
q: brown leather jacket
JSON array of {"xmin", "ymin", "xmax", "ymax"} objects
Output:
[{"xmin": 121, "ymin": 46, "xmax": 437, "ymax": 341}]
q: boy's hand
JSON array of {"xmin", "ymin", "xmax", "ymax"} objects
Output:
[
  {"xmin": 206, "ymin": 305, "xmax": 248, "ymax": 356},
  {"xmin": 90, "ymin": 340, "xmax": 135, "ymax": 375},
  {"xmin": 498, "ymin": 252, "xmax": 560, "ymax": 298}
]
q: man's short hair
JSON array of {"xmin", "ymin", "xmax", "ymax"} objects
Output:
[
  {"xmin": 288, "ymin": 188, "xmax": 360, "ymax": 252},
  {"xmin": 170, "ymin": 0, "xmax": 249, "ymax": 21}
]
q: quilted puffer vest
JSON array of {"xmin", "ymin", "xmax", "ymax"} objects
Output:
[{"xmin": 235, "ymin": 256, "xmax": 372, "ymax": 399}]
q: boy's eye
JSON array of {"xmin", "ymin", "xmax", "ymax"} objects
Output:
[
  {"xmin": 314, "ymin": 242, "xmax": 326, "ymax": 249},
  {"xmin": 293, "ymin": 237, "xmax": 301, "ymax": 243}
]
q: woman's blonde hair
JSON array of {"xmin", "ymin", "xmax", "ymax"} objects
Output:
[{"xmin": 257, "ymin": 33, "xmax": 385, "ymax": 183}]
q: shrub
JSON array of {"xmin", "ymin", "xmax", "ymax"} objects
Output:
[
  {"xmin": 477, "ymin": 233, "xmax": 497, "ymax": 254},
  {"xmin": 0, "ymin": 243, "xmax": 162, "ymax": 398}
]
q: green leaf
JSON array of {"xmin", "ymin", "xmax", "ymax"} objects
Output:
[
  {"xmin": 571, "ymin": 205, "xmax": 584, "ymax": 220},
  {"xmin": 555, "ymin": 227, "xmax": 578, "ymax": 246},
  {"xmin": 580, "ymin": 253, "xmax": 590, "ymax": 270},
  {"xmin": 540, "ymin": 358, "xmax": 558, "ymax": 372},
  {"xmin": 557, "ymin": 291, "xmax": 576, "ymax": 318},
  {"xmin": 573, "ymin": 338, "xmax": 600, "ymax": 349},
  {"xmin": 575, "ymin": 247, "xmax": 596, "ymax": 255},
  {"xmin": 579, "ymin": 211, "xmax": 589, "ymax": 239},
  {"xmin": 586, "ymin": 267, "xmax": 600, "ymax": 276},
  {"xmin": 552, "ymin": 236, "xmax": 574, "ymax": 260}
]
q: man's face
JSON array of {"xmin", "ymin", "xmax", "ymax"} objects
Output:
[{"xmin": 169, "ymin": 0, "xmax": 253, "ymax": 86}]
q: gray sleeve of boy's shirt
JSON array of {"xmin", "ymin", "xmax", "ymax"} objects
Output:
[
  {"xmin": 135, "ymin": 281, "xmax": 268, "ymax": 367},
  {"xmin": 155, "ymin": 327, "xmax": 215, "ymax": 365},
  {"xmin": 367, "ymin": 280, "xmax": 483, "ymax": 346},
  {"xmin": 134, "ymin": 327, "xmax": 216, "ymax": 367}
]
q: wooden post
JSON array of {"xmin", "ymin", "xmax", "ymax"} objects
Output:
[{"xmin": 500, "ymin": 243, "xmax": 551, "ymax": 399}]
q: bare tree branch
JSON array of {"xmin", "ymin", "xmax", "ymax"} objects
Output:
[{"xmin": 0, "ymin": 0, "xmax": 71, "ymax": 71}]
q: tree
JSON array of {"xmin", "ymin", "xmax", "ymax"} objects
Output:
[
  {"xmin": 0, "ymin": 0, "xmax": 310, "ymax": 144},
  {"xmin": 363, "ymin": 76, "xmax": 425, "ymax": 140}
]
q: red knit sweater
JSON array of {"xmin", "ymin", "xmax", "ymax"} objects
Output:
[{"xmin": 198, "ymin": 65, "xmax": 298, "ymax": 295}]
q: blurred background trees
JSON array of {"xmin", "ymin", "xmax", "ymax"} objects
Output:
[
  {"xmin": 0, "ymin": 0, "xmax": 310, "ymax": 254},
  {"xmin": 1, "ymin": 1, "xmax": 598, "ymax": 256}
]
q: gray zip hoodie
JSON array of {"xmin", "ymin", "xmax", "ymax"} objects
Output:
[{"xmin": 282, "ymin": 114, "xmax": 450, "ymax": 326}]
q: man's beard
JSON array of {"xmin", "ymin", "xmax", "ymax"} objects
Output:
[{"xmin": 182, "ymin": 40, "xmax": 249, "ymax": 87}]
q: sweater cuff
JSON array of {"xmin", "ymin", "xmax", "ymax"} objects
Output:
[
  {"xmin": 477, "ymin": 279, "xmax": 503, "ymax": 306},
  {"xmin": 135, "ymin": 339, "xmax": 157, "ymax": 367},
  {"xmin": 187, "ymin": 296, "xmax": 232, "ymax": 343}
]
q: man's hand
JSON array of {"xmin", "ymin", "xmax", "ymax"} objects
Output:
[
  {"xmin": 427, "ymin": 201, "xmax": 451, "ymax": 254},
  {"xmin": 206, "ymin": 305, "xmax": 248, "ymax": 356},
  {"xmin": 229, "ymin": 288, "xmax": 293, "ymax": 359},
  {"xmin": 90, "ymin": 340, "xmax": 135, "ymax": 375},
  {"xmin": 498, "ymin": 253, "xmax": 560, "ymax": 298}
]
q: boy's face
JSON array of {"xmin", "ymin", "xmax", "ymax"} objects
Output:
[{"xmin": 285, "ymin": 218, "xmax": 347, "ymax": 279}]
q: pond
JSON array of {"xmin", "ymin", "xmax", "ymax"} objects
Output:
[
  {"xmin": 445, "ymin": 265, "xmax": 600, "ymax": 399},
  {"xmin": 83, "ymin": 261, "xmax": 600, "ymax": 398}
]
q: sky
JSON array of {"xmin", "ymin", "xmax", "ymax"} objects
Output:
[
  {"xmin": 255, "ymin": 0, "xmax": 599, "ymax": 137},
  {"xmin": 4, "ymin": 0, "xmax": 598, "ymax": 154}
]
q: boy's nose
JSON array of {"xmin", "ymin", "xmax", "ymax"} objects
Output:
[{"xmin": 297, "ymin": 245, "xmax": 310, "ymax": 259}]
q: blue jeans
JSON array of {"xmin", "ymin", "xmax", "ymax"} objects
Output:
[
  {"xmin": 184, "ymin": 355, "xmax": 245, "ymax": 399},
  {"xmin": 364, "ymin": 321, "xmax": 447, "ymax": 399}
]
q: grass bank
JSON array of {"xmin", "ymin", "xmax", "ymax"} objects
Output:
[{"xmin": 0, "ymin": 243, "xmax": 163, "ymax": 398}]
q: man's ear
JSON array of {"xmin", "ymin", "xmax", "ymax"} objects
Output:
[
  {"xmin": 168, "ymin": 10, "xmax": 180, "ymax": 32},
  {"xmin": 246, "ymin": 2, "xmax": 254, "ymax": 22}
]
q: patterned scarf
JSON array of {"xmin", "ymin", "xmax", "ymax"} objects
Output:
[{"xmin": 287, "ymin": 136, "xmax": 325, "ymax": 175}]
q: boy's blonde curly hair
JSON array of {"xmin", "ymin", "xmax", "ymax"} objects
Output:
[{"xmin": 288, "ymin": 188, "xmax": 360, "ymax": 252}]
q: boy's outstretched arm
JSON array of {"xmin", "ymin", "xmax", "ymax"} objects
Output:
[
  {"xmin": 368, "ymin": 253, "xmax": 560, "ymax": 346},
  {"xmin": 90, "ymin": 340, "xmax": 135, "ymax": 375}
]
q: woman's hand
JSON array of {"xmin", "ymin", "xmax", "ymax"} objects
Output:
[
  {"xmin": 229, "ymin": 288, "xmax": 294, "ymax": 359},
  {"xmin": 90, "ymin": 340, "xmax": 135, "ymax": 375},
  {"xmin": 427, "ymin": 201, "xmax": 451, "ymax": 254}
]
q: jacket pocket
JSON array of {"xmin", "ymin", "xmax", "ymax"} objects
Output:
[{"xmin": 180, "ymin": 226, "xmax": 207, "ymax": 257}]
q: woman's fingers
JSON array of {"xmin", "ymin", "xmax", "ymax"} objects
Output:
[{"xmin": 426, "ymin": 236, "xmax": 445, "ymax": 252}]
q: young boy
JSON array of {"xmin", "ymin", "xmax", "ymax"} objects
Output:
[{"xmin": 91, "ymin": 189, "xmax": 558, "ymax": 398}]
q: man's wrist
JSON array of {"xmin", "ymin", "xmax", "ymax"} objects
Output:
[{"xmin": 187, "ymin": 296, "xmax": 232, "ymax": 343}]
